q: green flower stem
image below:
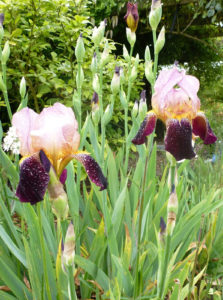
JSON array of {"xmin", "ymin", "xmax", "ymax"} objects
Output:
[
  {"xmin": 37, "ymin": 203, "xmax": 52, "ymax": 300},
  {"xmin": 124, "ymin": 45, "xmax": 134, "ymax": 174},
  {"xmin": 157, "ymin": 162, "xmax": 176, "ymax": 299},
  {"xmin": 68, "ymin": 265, "xmax": 77, "ymax": 300},
  {"xmin": 134, "ymin": 144, "xmax": 149, "ymax": 299},
  {"xmin": 1, "ymin": 62, "xmax": 12, "ymax": 121},
  {"xmin": 77, "ymin": 62, "xmax": 82, "ymax": 129},
  {"xmin": 57, "ymin": 217, "xmax": 62, "ymax": 245}
]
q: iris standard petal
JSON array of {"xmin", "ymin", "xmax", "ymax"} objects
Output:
[
  {"xmin": 16, "ymin": 153, "xmax": 50, "ymax": 205},
  {"xmin": 132, "ymin": 111, "xmax": 157, "ymax": 145},
  {"xmin": 73, "ymin": 152, "xmax": 107, "ymax": 191},
  {"xmin": 192, "ymin": 112, "xmax": 217, "ymax": 145},
  {"xmin": 12, "ymin": 107, "xmax": 38, "ymax": 156},
  {"xmin": 165, "ymin": 119, "xmax": 196, "ymax": 161}
]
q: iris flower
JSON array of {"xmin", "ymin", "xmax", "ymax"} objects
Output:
[
  {"xmin": 12, "ymin": 102, "xmax": 107, "ymax": 204},
  {"xmin": 132, "ymin": 67, "xmax": 217, "ymax": 161},
  {"xmin": 124, "ymin": 2, "xmax": 139, "ymax": 33}
]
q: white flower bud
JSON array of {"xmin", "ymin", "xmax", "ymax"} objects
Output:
[
  {"xmin": 132, "ymin": 100, "xmax": 138, "ymax": 118},
  {"xmin": 20, "ymin": 77, "xmax": 26, "ymax": 99},
  {"xmin": 145, "ymin": 60, "xmax": 154, "ymax": 84},
  {"xmin": 100, "ymin": 41, "xmax": 110, "ymax": 67},
  {"xmin": 92, "ymin": 20, "xmax": 106, "ymax": 46},
  {"xmin": 91, "ymin": 52, "xmax": 97, "ymax": 74},
  {"xmin": 102, "ymin": 103, "xmax": 113, "ymax": 125},
  {"xmin": 75, "ymin": 34, "xmax": 85, "ymax": 62},
  {"xmin": 139, "ymin": 90, "xmax": 147, "ymax": 120},
  {"xmin": 123, "ymin": 45, "xmax": 130, "ymax": 61},
  {"xmin": 155, "ymin": 26, "xmax": 165, "ymax": 54},
  {"xmin": 126, "ymin": 28, "xmax": 136, "ymax": 47},
  {"xmin": 111, "ymin": 67, "xmax": 120, "ymax": 94},
  {"xmin": 120, "ymin": 89, "xmax": 127, "ymax": 109},
  {"xmin": 2, "ymin": 41, "xmax": 10, "ymax": 64},
  {"xmin": 62, "ymin": 223, "xmax": 75, "ymax": 267},
  {"xmin": 93, "ymin": 74, "xmax": 100, "ymax": 94},
  {"xmin": 145, "ymin": 46, "xmax": 151, "ymax": 62},
  {"xmin": 149, "ymin": 1, "xmax": 162, "ymax": 31},
  {"xmin": 130, "ymin": 66, "xmax": 137, "ymax": 82}
]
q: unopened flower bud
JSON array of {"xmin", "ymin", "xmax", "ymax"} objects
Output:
[
  {"xmin": 132, "ymin": 100, "xmax": 138, "ymax": 118},
  {"xmin": 91, "ymin": 92, "xmax": 100, "ymax": 125},
  {"xmin": 0, "ymin": 13, "xmax": 4, "ymax": 26},
  {"xmin": 149, "ymin": 0, "xmax": 162, "ymax": 31},
  {"xmin": 126, "ymin": 28, "xmax": 136, "ymax": 47},
  {"xmin": 124, "ymin": 2, "xmax": 139, "ymax": 33},
  {"xmin": 167, "ymin": 189, "xmax": 178, "ymax": 235},
  {"xmin": 139, "ymin": 90, "xmax": 147, "ymax": 120},
  {"xmin": 130, "ymin": 65, "xmax": 137, "ymax": 82},
  {"xmin": 2, "ymin": 41, "xmax": 10, "ymax": 64},
  {"xmin": 123, "ymin": 45, "xmax": 130, "ymax": 61},
  {"xmin": 102, "ymin": 103, "xmax": 113, "ymax": 125},
  {"xmin": 62, "ymin": 222, "xmax": 75, "ymax": 267},
  {"xmin": 92, "ymin": 20, "xmax": 106, "ymax": 46},
  {"xmin": 75, "ymin": 33, "xmax": 85, "ymax": 63},
  {"xmin": 76, "ymin": 66, "xmax": 84, "ymax": 87},
  {"xmin": 155, "ymin": 26, "xmax": 165, "ymax": 54},
  {"xmin": 91, "ymin": 52, "xmax": 97, "ymax": 74},
  {"xmin": 120, "ymin": 89, "xmax": 127, "ymax": 109},
  {"xmin": 145, "ymin": 46, "xmax": 151, "ymax": 62},
  {"xmin": 111, "ymin": 66, "xmax": 120, "ymax": 94},
  {"xmin": 93, "ymin": 74, "xmax": 100, "ymax": 94},
  {"xmin": 48, "ymin": 169, "xmax": 69, "ymax": 220},
  {"xmin": 0, "ymin": 13, "xmax": 4, "ymax": 41},
  {"xmin": 158, "ymin": 216, "xmax": 166, "ymax": 245},
  {"xmin": 20, "ymin": 77, "xmax": 26, "ymax": 99},
  {"xmin": 145, "ymin": 60, "xmax": 154, "ymax": 84},
  {"xmin": 100, "ymin": 41, "xmax": 110, "ymax": 68}
]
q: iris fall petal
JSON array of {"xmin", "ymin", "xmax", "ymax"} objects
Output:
[
  {"xmin": 132, "ymin": 111, "xmax": 157, "ymax": 145},
  {"xmin": 192, "ymin": 112, "xmax": 217, "ymax": 145},
  {"xmin": 165, "ymin": 119, "xmax": 196, "ymax": 161},
  {"xmin": 16, "ymin": 153, "xmax": 50, "ymax": 205},
  {"xmin": 73, "ymin": 152, "xmax": 107, "ymax": 191}
]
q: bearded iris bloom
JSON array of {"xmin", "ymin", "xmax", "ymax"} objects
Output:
[
  {"xmin": 12, "ymin": 102, "xmax": 107, "ymax": 204},
  {"xmin": 132, "ymin": 67, "xmax": 217, "ymax": 161},
  {"xmin": 124, "ymin": 2, "xmax": 139, "ymax": 33}
]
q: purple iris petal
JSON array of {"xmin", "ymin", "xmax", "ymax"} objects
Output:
[
  {"xmin": 165, "ymin": 119, "xmax": 196, "ymax": 161},
  {"xmin": 192, "ymin": 114, "xmax": 217, "ymax": 145},
  {"xmin": 73, "ymin": 153, "xmax": 107, "ymax": 191},
  {"xmin": 60, "ymin": 169, "xmax": 67, "ymax": 185},
  {"xmin": 16, "ymin": 154, "xmax": 50, "ymax": 205},
  {"xmin": 39, "ymin": 149, "xmax": 51, "ymax": 172},
  {"xmin": 132, "ymin": 112, "xmax": 157, "ymax": 145}
]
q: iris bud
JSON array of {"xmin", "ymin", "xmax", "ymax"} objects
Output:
[
  {"xmin": 75, "ymin": 34, "xmax": 85, "ymax": 63},
  {"xmin": 92, "ymin": 20, "xmax": 106, "ymax": 46},
  {"xmin": 100, "ymin": 41, "xmax": 110, "ymax": 68},
  {"xmin": 155, "ymin": 26, "xmax": 165, "ymax": 54},
  {"xmin": 149, "ymin": 0, "xmax": 162, "ymax": 31},
  {"xmin": 139, "ymin": 90, "xmax": 147, "ymax": 120},
  {"xmin": 62, "ymin": 222, "xmax": 75, "ymax": 267},
  {"xmin": 126, "ymin": 28, "xmax": 136, "ymax": 47},
  {"xmin": 120, "ymin": 89, "xmax": 127, "ymax": 109},
  {"xmin": 2, "ymin": 41, "xmax": 10, "ymax": 64},
  {"xmin": 91, "ymin": 52, "xmax": 97, "ymax": 74},
  {"xmin": 111, "ymin": 66, "xmax": 120, "ymax": 94},
  {"xmin": 132, "ymin": 100, "xmax": 138, "ymax": 119},
  {"xmin": 145, "ymin": 46, "xmax": 151, "ymax": 62},
  {"xmin": 102, "ymin": 103, "xmax": 113, "ymax": 125},
  {"xmin": 130, "ymin": 66, "xmax": 137, "ymax": 82},
  {"xmin": 145, "ymin": 60, "xmax": 154, "ymax": 85},
  {"xmin": 76, "ymin": 66, "xmax": 84, "ymax": 87},
  {"xmin": 20, "ymin": 77, "xmax": 26, "ymax": 99},
  {"xmin": 123, "ymin": 45, "xmax": 130, "ymax": 62},
  {"xmin": 93, "ymin": 74, "xmax": 100, "ymax": 94}
]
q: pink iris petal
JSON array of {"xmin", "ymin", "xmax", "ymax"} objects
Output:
[
  {"xmin": 12, "ymin": 107, "xmax": 38, "ymax": 156},
  {"xmin": 31, "ymin": 103, "xmax": 80, "ymax": 163},
  {"xmin": 165, "ymin": 118, "xmax": 196, "ymax": 161},
  {"xmin": 132, "ymin": 111, "xmax": 157, "ymax": 145},
  {"xmin": 16, "ymin": 153, "xmax": 50, "ymax": 205},
  {"xmin": 73, "ymin": 153, "xmax": 107, "ymax": 191},
  {"xmin": 178, "ymin": 74, "xmax": 200, "ymax": 110},
  {"xmin": 192, "ymin": 113, "xmax": 217, "ymax": 145}
]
